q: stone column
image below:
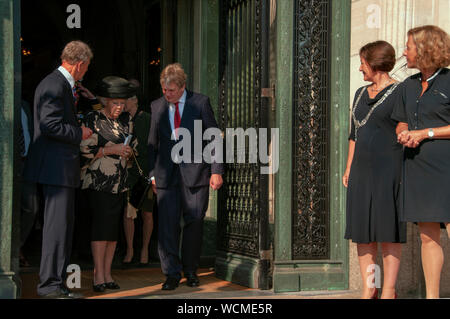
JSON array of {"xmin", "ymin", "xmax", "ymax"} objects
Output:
[{"xmin": 0, "ymin": 0, "xmax": 20, "ymax": 299}]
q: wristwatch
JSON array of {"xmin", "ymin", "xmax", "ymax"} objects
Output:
[{"xmin": 428, "ymin": 128, "xmax": 434, "ymax": 139}]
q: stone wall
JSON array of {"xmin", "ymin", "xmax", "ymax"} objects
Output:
[{"xmin": 349, "ymin": 0, "xmax": 450, "ymax": 297}]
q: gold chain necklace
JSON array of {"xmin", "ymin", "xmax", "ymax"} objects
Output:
[{"xmin": 100, "ymin": 109, "xmax": 127, "ymax": 140}]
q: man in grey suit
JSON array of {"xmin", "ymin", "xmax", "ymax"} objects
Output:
[
  {"xmin": 24, "ymin": 41, "xmax": 93, "ymax": 298},
  {"xmin": 148, "ymin": 63, "xmax": 224, "ymax": 290}
]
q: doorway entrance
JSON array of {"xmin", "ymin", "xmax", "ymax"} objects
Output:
[{"xmin": 19, "ymin": 0, "xmax": 164, "ymax": 269}]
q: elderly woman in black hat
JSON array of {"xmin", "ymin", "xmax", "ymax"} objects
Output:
[{"xmin": 80, "ymin": 76, "xmax": 136, "ymax": 292}]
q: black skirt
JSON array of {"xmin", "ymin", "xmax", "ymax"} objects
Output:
[{"xmin": 85, "ymin": 189, "xmax": 126, "ymax": 241}]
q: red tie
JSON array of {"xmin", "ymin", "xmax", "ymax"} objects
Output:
[
  {"xmin": 72, "ymin": 86, "xmax": 79, "ymax": 107},
  {"xmin": 174, "ymin": 102, "xmax": 181, "ymax": 137}
]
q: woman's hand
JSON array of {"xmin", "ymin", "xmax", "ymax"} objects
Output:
[
  {"xmin": 151, "ymin": 179, "xmax": 157, "ymax": 194},
  {"xmin": 397, "ymin": 130, "xmax": 410, "ymax": 145},
  {"xmin": 343, "ymin": 140, "xmax": 355, "ymax": 188},
  {"xmin": 399, "ymin": 129, "xmax": 427, "ymax": 148},
  {"xmin": 121, "ymin": 145, "xmax": 133, "ymax": 159},
  {"xmin": 108, "ymin": 144, "xmax": 133, "ymax": 158},
  {"xmin": 342, "ymin": 169, "xmax": 350, "ymax": 188}
]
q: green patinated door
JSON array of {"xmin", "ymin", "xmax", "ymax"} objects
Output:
[{"xmin": 215, "ymin": 0, "xmax": 272, "ymax": 290}]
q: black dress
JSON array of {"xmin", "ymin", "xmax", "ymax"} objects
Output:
[
  {"xmin": 345, "ymin": 83, "xmax": 407, "ymax": 244},
  {"xmin": 392, "ymin": 68, "xmax": 450, "ymax": 223},
  {"xmin": 80, "ymin": 111, "xmax": 134, "ymax": 241}
]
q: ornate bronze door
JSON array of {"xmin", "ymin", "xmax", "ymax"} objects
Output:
[
  {"xmin": 292, "ymin": 0, "xmax": 331, "ymax": 260},
  {"xmin": 216, "ymin": 0, "xmax": 271, "ymax": 289}
]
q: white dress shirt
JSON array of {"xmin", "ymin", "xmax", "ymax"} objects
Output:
[{"xmin": 57, "ymin": 66, "xmax": 76, "ymax": 90}]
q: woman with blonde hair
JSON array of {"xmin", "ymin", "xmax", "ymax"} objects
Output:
[
  {"xmin": 393, "ymin": 25, "xmax": 450, "ymax": 299},
  {"xmin": 80, "ymin": 76, "xmax": 136, "ymax": 292}
]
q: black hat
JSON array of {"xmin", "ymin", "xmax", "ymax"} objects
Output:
[{"xmin": 96, "ymin": 76, "xmax": 136, "ymax": 99}]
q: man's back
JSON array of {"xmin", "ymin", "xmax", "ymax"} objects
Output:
[{"xmin": 24, "ymin": 69, "xmax": 82, "ymax": 188}]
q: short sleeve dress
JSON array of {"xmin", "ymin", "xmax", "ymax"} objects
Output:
[
  {"xmin": 345, "ymin": 83, "xmax": 407, "ymax": 244},
  {"xmin": 80, "ymin": 110, "xmax": 134, "ymax": 241},
  {"xmin": 391, "ymin": 68, "xmax": 450, "ymax": 223}
]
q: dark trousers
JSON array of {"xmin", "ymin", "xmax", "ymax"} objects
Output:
[
  {"xmin": 20, "ymin": 181, "xmax": 39, "ymax": 247},
  {"xmin": 157, "ymin": 167, "xmax": 209, "ymax": 279},
  {"xmin": 37, "ymin": 184, "xmax": 75, "ymax": 296}
]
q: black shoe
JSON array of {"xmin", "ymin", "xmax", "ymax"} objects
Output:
[
  {"xmin": 93, "ymin": 283, "xmax": 106, "ymax": 292},
  {"xmin": 104, "ymin": 282, "xmax": 120, "ymax": 290},
  {"xmin": 41, "ymin": 288, "xmax": 83, "ymax": 299},
  {"xmin": 162, "ymin": 277, "xmax": 180, "ymax": 291},
  {"xmin": 185, "ymin": 273, "xmax": 200, "ymax": 287},
  {"xmin": 60, "ymin": 285, "xmax": 83, "ymax": 299}
]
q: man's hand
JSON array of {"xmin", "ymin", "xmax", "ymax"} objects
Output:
[
  {"xmin": 81, "ymin": 126, "xmax": 93, "ymax": 140},
  {"xmin": 77, "ymin": 82, "xmax": 96, "ymax": 99},
  {"xmin": 210, "ymin": 174, "xmax": 223, "ymax": 191}
]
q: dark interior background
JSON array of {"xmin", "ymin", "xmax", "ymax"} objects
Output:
[
  {"xmin": 20, "ymin": 0, "xmax": 167, "ymax": 266},
  {"xmin": 21, "ymin": 0, "xmax": 163, "ymax": 112}
]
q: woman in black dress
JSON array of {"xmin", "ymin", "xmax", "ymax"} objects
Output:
[
  {"xmin": 393, "ymin": 25, "xmax": 450, "ymax": 299},
  {"xmin": 80, "ymin": 76, "xmax": 135, "ymax": 292},
  {"xmin": 122, "ymin": 83, "xmax": 154, "ymax": 266},
  {"xmin": 344, "ymin": 41, "xmax": 406, "ymax": 299}
]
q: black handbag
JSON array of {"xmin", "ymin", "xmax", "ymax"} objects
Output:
[{"xmin": 129, "ymin": 150, "xmax": 152, "ymax": 210}]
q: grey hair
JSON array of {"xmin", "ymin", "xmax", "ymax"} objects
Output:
[
  {"xmin": 60, "ymin": 41, "xmax": 93, "ymax": 65},
  {"xmin": 160, "ymin": 63, "xmax": 187, "ymax": 88},
  {"xmin": 97, "ymin": 96, "xmax": 108, "ymax": 107}
]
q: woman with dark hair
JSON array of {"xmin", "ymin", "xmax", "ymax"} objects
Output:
[
  {"xmin": 122, "ymin": 81, "xmax": 154, "ymax": 267},
  {"xmin": 393, "ymin": 25, "xmax": 450, "ymax": 299},
  {"xmin": 343, "ymin": 40, "xmax": 406, "ymax": 299},
  {"xmin": 80, "ymin": 76, "xmax": 135, "ymax": 292}
]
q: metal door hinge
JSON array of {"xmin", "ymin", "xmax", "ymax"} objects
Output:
[
  {"xmin": 260, "ymin": 249, "xmax": 273, "ymax": 261},
  {"xmin": 261, "ymin": 84, "xmax": 276, "ymax": 111}
]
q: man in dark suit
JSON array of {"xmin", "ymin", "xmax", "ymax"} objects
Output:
[
  {"xmin": 23, "ymin": 41, "xmax": 93, "ymax": 298},
  {"xmin": 148, "ymin": 63, "xmax": 224, "ymax": 290}
]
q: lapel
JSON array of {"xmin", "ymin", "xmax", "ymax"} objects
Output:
[
  {"xmin": 180, "ymin": 90, "xmax": 195, "ymax": 130},
  {"xmin": 161, "ymin": 91, "xmax": 196, "ymax": 138},
  {"xmin": 160, "ymin": 99, "xmax": 172, "ymax": 138}
]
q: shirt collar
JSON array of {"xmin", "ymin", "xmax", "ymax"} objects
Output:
[
  {"xmin": 178, "ymin": 90, "xmax": 187, "ymax": 104},
  {"xmin": 57, "ymin": 66, "xmax": 75, "ymax": 89},
  {"xmin": 169, "ymin": 90, "xmax": 187, "ymax": 108},
  {"xmin": 420, "ymin": 68, "xmax": 443, "ymax": 82}
]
